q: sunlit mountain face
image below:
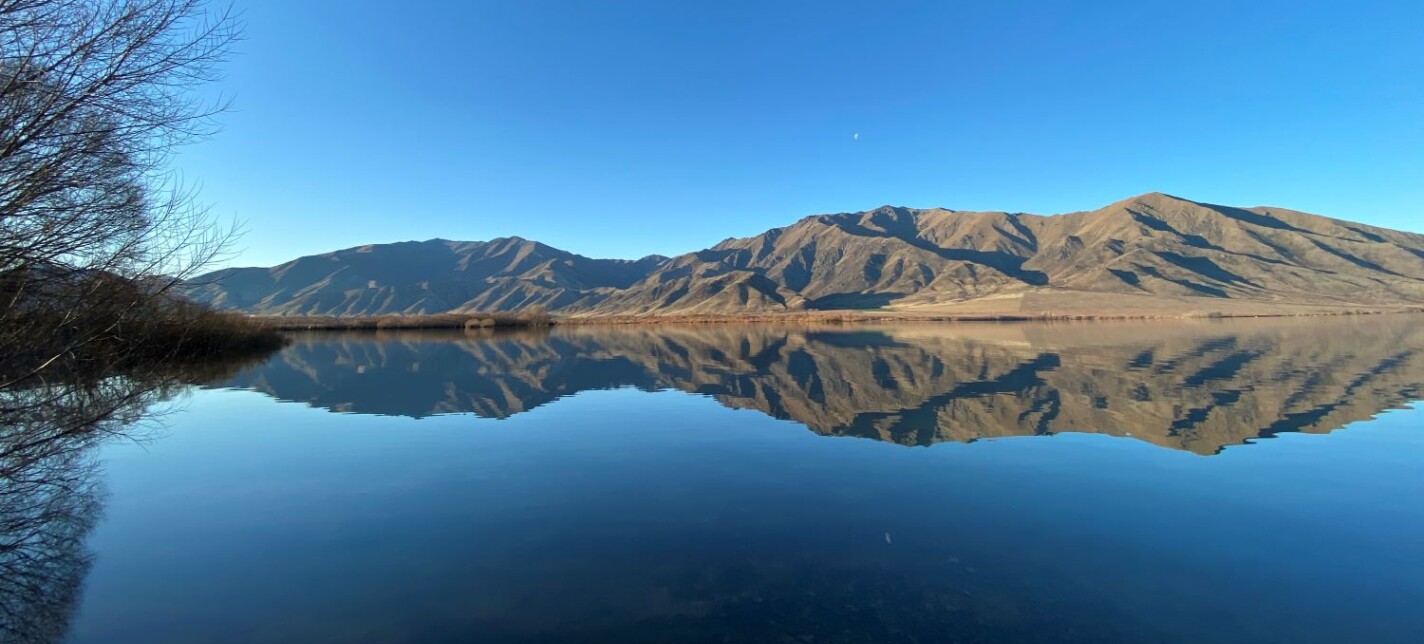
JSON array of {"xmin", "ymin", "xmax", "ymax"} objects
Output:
[
  {"xmin": 186, "ymin": 194, "xmax": 1424, "ymax": 317},
  {"xmin": 214, "ymin": 317, "xmax": 1424, "ymax": 455}
]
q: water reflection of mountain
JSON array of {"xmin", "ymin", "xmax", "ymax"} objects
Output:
[{"xmin": 221, "ymin": 317, "xmax": 1424, "ymax": 455}]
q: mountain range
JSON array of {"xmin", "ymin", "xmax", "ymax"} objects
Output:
[{"xmin": 185, "ymin": 192, "xmax": 1424, "ymax": 316}]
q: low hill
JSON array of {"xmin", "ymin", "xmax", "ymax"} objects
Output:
[
  {"xmin": 185, "ymin": 237, "xmax": 667, "ymax": 315},
  {"xmin": 186, "ymin": 193, "xmax": 1424, "ymax": 316}
]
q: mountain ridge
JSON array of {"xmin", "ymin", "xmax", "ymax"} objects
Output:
[{"xmin": 185, "ymin": 193, "xmax": 1424, "ymax": 316}]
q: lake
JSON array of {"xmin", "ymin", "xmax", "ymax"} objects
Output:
[{"xmin": 14, "ymin": 317, "xmax": 1424, "ymax": 642}]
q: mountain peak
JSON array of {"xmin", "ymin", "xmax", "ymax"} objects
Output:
[{"xmin": 1116, "ymin": 191, "xmax": 1195, "ymax": 208}]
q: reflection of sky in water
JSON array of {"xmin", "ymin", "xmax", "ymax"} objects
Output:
[
  {"xmin": 66, "ymin": 393, "xmax": 1423, "ymax": 642},
  {"xmin": 58, "ymin": 320, "xmax": 1424, "ymax": 643}
]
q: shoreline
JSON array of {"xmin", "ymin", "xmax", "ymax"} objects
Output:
[{"xmin": 250, "ymin": 306, "xmax": 1424, "ymax": 331}]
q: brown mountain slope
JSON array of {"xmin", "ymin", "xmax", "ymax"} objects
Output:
[
  {"xmin": 186, "ymin": 193, "xmax": 1424, "ymax": 316},
  {"xmin": 184, "ymin": 237, "xmax": 666, "ymax": 315},
  {"xmin": 571, "ymin": 192, "xmax": 1424, "ymax": 314}
]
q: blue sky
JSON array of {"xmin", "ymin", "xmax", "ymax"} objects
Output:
[{"xmin": 182, "ymin": 0, "xmax": 1424, "ymax": 267}]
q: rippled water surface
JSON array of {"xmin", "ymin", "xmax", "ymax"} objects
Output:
[{"xmin": 43, "ymin": 318, "xmax": 1424, "ymax": 642}]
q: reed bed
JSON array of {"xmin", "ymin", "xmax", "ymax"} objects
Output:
[{"xmin": 254, "ymin": 311, "xmax": 555, "ymax": 331}]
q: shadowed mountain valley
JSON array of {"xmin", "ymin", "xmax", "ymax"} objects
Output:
[
  {"xmin": 215, "ymin": 317, "xmax": 1424, "ymax": 455},
  {"xmin": 185, "ymin": 193, "xmax": 1424, "ymax": 317}
]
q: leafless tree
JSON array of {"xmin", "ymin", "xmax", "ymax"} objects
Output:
[
  {"xmin": 0, "ymin": 0, "xmax": 242, "ymax": 382},
  {"xmin": 0, "ymin": 7, "xmax": 252, "ymax": 639}
]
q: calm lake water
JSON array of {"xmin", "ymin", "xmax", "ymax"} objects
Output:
[{"xmin": 34, "ymin": 318, "xmax": 1424, "ymax": 642}]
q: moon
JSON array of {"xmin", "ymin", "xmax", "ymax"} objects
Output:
[{"xmin": 853, "ymin": 132, "xmax": 859, "ymax": 141}]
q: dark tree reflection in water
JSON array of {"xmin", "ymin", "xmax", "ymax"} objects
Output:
[
  {"xmin": 0, "ymin": 359, "xmax": 270, "ymax": 643},
  {"xmin": 0, "ymin": 436, "xmax": 101, "ymax": 644}
]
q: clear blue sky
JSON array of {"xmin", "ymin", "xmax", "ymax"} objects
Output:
[{"xmin": 181, "ymin": 0, "xmax": 1424, "ymax": 267}]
